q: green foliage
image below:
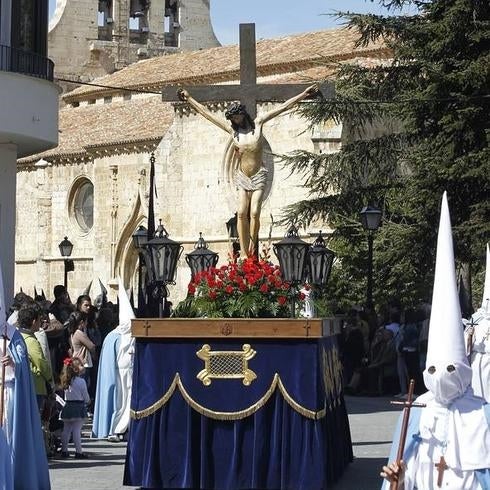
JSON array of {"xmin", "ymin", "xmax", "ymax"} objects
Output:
[{"xmin": 284, "ymin": 0, "xmax": 489, "ymax": 310}]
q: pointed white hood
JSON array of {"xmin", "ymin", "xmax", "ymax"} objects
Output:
[
  {"xmin": 423, "ymin": 192, "xmax": 472, "ymax": 405},
  {"xmin": 115, "ymin": 277, "xmax": 135, "ymax": 335}
]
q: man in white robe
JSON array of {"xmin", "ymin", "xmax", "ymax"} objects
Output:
[
  {"xmin": 463, "ymin": 243, "xmax": 490, "ymax": 402},
  {"xmin": 381, "ymin": 193, "xmax": 490, "ymax": 490}
]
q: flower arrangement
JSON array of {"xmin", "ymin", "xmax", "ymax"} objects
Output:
[{"xmin": 173, "ymin": 257, "xmax": 308, "ymax": 318}]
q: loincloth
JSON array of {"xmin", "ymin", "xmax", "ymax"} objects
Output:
[{"xmin": 233, "ymin": 167, "xmax": 269, "ymax": 191}]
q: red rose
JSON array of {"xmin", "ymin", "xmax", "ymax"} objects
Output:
[
  {"xmin": 299, "ymin": 292, "xmax": 306, "ymax": 301},
  {"xmin": 259, "ymin": 283, "xmax": 268, "ymax": 293},
  {"xmin": 278, "ymin": 296, "xmax": 287, "ymax": 305},
  {"xmin": 188, "ymin": 283, "xmax": 196, "ymax": 295},
  {"xmin": 239, "ymin": 283, "xmax": 247, "ymax": 292},
  {"xmin": 208, "ymin": 290, "xmax": 217, "ymax": 300},
  {"xmin": 225, "ymin": 285, "xmax": 233, "ymax": 294}
]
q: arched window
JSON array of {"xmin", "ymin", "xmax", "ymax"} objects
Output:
[{"xmin": 69, "ymin": 178, "xmax": 94, "ymax": 233}]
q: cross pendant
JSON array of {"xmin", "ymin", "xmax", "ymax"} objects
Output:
[{"xmin": 435, "ymin": 455, "xmax": 448, "ymax": 487}]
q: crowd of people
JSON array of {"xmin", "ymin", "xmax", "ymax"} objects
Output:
[
  {"xmin": 0, "ymin": 276, "xmax": 130, "ymax": 490},
  {"xmin": 341, "ymin": 304, "xmax": 429, "ymax": 398}
]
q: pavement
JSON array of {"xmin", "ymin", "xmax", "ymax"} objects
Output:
[{"xmin": 48, "ymin": 395, "xmax": 400, "ymax": 490}]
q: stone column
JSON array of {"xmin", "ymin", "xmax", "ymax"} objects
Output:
[
  {"xmin": 113, "ymin": 0, "xmax": 130, "ymax": 69},
  {"xmin": 0, "ymin": 144, "xmax": 17, "ymax": 307}
]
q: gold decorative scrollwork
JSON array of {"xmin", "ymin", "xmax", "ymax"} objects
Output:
[{"xmin": 196, "ymin": 344, "xmax": 257, "ymax": 386}]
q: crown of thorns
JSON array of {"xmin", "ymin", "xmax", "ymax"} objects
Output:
[{"xmin": 225, "ymin": 103, "xmax": 247, "ymax": 119}]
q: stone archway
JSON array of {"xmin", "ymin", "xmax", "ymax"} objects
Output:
[{"xmin": 113, "ymin": 184, "xmax": 147, "ymax": 291}]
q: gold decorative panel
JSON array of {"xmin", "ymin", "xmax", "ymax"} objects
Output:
[{"xmin": 196, "ymin": 344, "xmax": 257, "ymax": 386}]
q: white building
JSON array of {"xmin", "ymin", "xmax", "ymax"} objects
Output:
[{"xmin": 0, "ymin": 0, "xmax": 59, "ymax": 303}]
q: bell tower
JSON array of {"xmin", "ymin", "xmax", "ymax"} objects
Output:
[{"xmin": 48, "ymin": 0, "xmax": 220, "ymax": 81}]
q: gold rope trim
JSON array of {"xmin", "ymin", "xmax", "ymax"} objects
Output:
[
  {"xmin": 130, "ymin": 373, "xmax": 328, "ymax": 421},
  {"xmin": 276, "ymin": 376, "xmax": 324, "ymax": 420},
  {"xmin": 130, "ymin": 375, "xmax": 179, "ymax": 419}
]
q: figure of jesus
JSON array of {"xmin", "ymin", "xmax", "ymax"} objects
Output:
[{"xmin": 177, "ymin": 84, "xmax": 318, "ymax": 257}]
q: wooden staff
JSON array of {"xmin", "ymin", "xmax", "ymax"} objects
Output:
[
  {"xmin": 0, "ymin": 324, "xmax": 8, "ymax": 428},
  {"xmin": 466, "ymin": 317, "xmax": 476, "ymax": 361},
  {"xmin": 389, "ymin": 379, "xmax": 426, "ymax": 490}
]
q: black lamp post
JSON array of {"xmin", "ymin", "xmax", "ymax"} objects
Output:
[
  {"xmin": 307, "ymin": 231, "xmax": 335, "ymax": 288},
  {"xmin": 132, "ymin": 225, "xmax": 148, "ymax": 316},
  {"xmin": 58, "ymin": 236, "xmax": 74, "ymax": 290},
  {"xmin": 359, "ymin": 206, "xmax": 382, "ymax": 308},
  {"xmin": 140, "ymin": 220, "xmax": 183, "ymax": 317},
  {"xmin": 273, "ymin": 225, "xmax": 310, "ymax": 317},
  {"xmin": 185, "ymin": 233, "xmax": 219, "ymax": 279}
]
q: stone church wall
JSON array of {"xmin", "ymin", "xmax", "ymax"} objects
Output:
[{"xmin": 15, "ymin": 101, "xmax": 340, "ymax": 304}]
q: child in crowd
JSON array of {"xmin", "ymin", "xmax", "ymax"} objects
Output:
[
  {"xmin": 67, "ymin": 311, "xmax": 96, "ymax": 393},
  {"xmin": 59, "ymin": 356, "xmax": 90, "ymax": 458}
]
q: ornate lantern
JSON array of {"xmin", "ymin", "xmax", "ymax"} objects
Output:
[
  {"xmin": 141, "ymin": 220, "xmax": 183, "ymax": 285},
  {"xmin": 132, "ymin": 225, "xmax": 148, "ymax": 250},
  {"xmin": 185, "ymin": 233, "xmax": 219, "ymax": 278},
  {"xmin": 273, "ymin": 225, "xmax": 309, "ymax": 284},
  {"xmin": 307, "ymin": 231, "xmax": 335, "ymax": 287}
]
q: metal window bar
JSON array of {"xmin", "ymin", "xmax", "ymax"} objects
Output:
[{"xmin": 0, "ymin": 44, "xmax": 54, "ymax": 81}]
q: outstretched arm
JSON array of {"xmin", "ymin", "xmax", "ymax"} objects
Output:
[
  {"xmin": 178, "ymin": 89, "xmax": 232, "ymax": 134},
  {"xmin": 257, "ymin": 84, "xmax": 318, "ymax": 125}
]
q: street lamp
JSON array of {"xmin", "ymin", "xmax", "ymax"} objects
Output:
[
  {"xmin": 132, "ymin": 225, "xmax": 148, "ymax": 317},
  {"xmin": 140, "ymin": 220, "xmax": 183, "ymax": 317},
  {"xmin": 185, "ymin": 232, "xmax": 219, "ymax": 279},
  {"xmin": 273, "ymin": 225, "xmax": 310, "ymax": 317},
  {"xmin": 307, "ymin": 231, "xmax": 335, "ymax": 288},
  {"xmin": 359, "ymin": 206, "xmax": 382, "ymax": 308},
  {"xmin": 58, "ymin": 236, "xmax": 74, "ymax": 290}
]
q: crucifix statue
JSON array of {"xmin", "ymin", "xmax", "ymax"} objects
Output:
[{"xmin": 162, "ymin": 23, "xmax": 334, "ymax": 257}]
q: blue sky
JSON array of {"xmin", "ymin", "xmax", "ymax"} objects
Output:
[{"xmin": 49, "ymin": 1, "xmax": 410, "ymax": 45}]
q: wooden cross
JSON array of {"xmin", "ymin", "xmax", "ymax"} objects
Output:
[
  {"xmin": 389, "ymin": 380, "xmax": 426, "ymax": 490},
  {"xmin": 466, "ymin": 316, "xmax": 476, "ymax": 359},
  {"xmin": 161, "ymin": 23, "xmax": 334, "ymax": 119},
  {"xmin": 435, "ymin": 455, "xmax": 448, "ymax": 487},
  {"xmin": 143, "ymin": 320, "xmax": 152, "ymax": 337},
  {"xmin": 303, "ymin": 319, "xmax": 311, "ymax": 337}
]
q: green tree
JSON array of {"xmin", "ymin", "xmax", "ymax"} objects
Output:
[{"xmin": 282, "ymin": 0, "xmax": 490, "ymax": 313}]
